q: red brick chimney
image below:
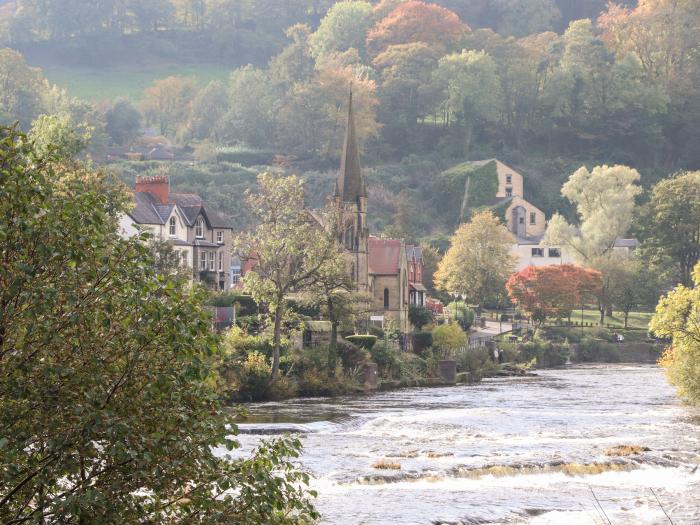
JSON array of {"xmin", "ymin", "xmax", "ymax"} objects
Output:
[{"xmin": 135, "ymin": 175, "xmax": 169, "ymax": 204}]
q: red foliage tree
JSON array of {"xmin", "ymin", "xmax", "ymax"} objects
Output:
[
  {"xmin": 506, "ymin": 264, "xmax": 602, "ymax": 325},
  {"xmin": 366, "ymin": 1, "xmax": 469, "ymax": 56}
]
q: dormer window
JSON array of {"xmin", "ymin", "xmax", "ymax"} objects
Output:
[
  {"xmin": 195, "ymin": 218, "xmax": 204, "ymax": 238},
  {"xmin": 169, "ymin": 216, "xmax": 176, "ymax": 236},
  {"xmin": 217, "ymin": 231, "xmax": 223, "ymax": 244}
]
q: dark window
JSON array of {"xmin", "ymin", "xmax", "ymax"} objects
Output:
[
  {"xmin": 530, "ymin": 212, "xmax": 536, "ymax": 225},
  {"xmin": 531, "ymin": 248, "xmax": 544, "ymax": 257},
  {"xmin": 519, "ymin": 216, "xmax": 525, "ymax": 224},
  {"xmin": 383, "ymin": 288, "xmax": 390, "ymax": 309},
  {"xmin": 169, "ymin": 216, "xmax": 176, "ymax": 236},
  {"xmin": 505, "ymin": 187, "xmax": 513, "ymax": 197},
  {"xmin": 548, "ymin": 248, "xmax": 561, "ymax": 258},
  {"xmin": 506, "ymin": 175, "xmax": 512, "ymax": 184},
  {"xmin": 302, "ymin": 330, "xmax": 312, "ymax": 348}
]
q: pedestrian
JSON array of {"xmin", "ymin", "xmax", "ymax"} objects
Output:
[
  {"xmin": 498, "ymin": 348, "xmax": 504, "ymax": 364},
  {"xmin": 493, "ymin": 346, "xmax": 499, "ymax": 362}
]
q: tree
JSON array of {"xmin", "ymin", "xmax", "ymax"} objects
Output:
[
  {"xmin": 544, "ymin": 164, "xmax": 643, "ymax": 324},
  {"xmin": 607, "ymin": 257, "xmax": 660, "ymax": 328},
  {"xmin": 366, "ymin": 1, "xmax": 469, "ymax": 56},
  {"xmin": 0, "ymin": 48, "xmax": 47, "ymax": 128},
  {"xmin": 428, "ymin": 50, "xmax": 503, "ymax": 158},
  {"xmin": 29, "ymin": 113, "xmax": 90, "ymax": 159},
  {"xmin": 493, "ymin": 0, "xmax": 561, "ymax": 37},
  {"xmin": 141, "ymin": 76, "xmax": 199, "ymax": 137},
  {"xmin": 435, "ymin": 210, "xmax": 516, "ymax": 308},
  {"xmin": 636, "ymin": 172, "xmax": 700, "ymax": 287},
  {"xmin": 506, "ymin": 264, "xmax": 602, "ymax": 325},
  {"xmin": 234, "ymin": 173, "xmax": 341, "ymax": 380},
  {"xmin": 651, "ymin": 262, "xmax": 700, "ymax": 406},
  {"xmin": 186, "ymin": 80, "xmax": 230, "ymax": 142},
  {"xmin": 0, "ymin": 127, "xmax": 318, "ymax": 523},
  {"xmin": 106, "ymin": 98, "xmax": 143, "ymax": 146},
  {"xmin": 309, "ymin": 1, "xmax": 374, "ymax": 59}
]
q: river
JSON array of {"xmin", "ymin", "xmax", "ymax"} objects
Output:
[{"xmin": 232, "ymin": 365, "xmax": 700, "ymax": 524}]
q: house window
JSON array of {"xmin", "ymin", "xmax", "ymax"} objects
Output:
[
  {"xmin": 217, "ymin": 231, "xmax": 223, "ymax": 244},
  {"xmin": 531, "ymin": 248, "xmax": 544, "ymax": 257},
  {"xmin": 506, "ymin": 175, "xmax": 512, "ymax": 184},
  {"xmin": 548, "ymin": 248, "xmax": 561, "ymax": 258},
  {"xmin": 169, "ymin": 216, "xmax": 176, "ymax": 236},
  {"xmin": 195, "ymin": 218, "xmax": 204, "ymax": 238},
  {"xmin": 519, "ymin": 216, "xmax": 525, "ymax": 225},
  {"xmin": 218, "ymin": 251, "xmax": 223, "ymax": 271},
  {"xmin": 505, "ymin": 187, "xmax": 513, "ymax": 197},
  {"xmin": 383, "ymin": 288, "xmax": 390, "ymax": 309},
  {"xmin": 530, "ymin": 212, "xmax": 536, "ymax": 225},
  {"xmin": 199, "ymin": 251, "xmax": 207, "ymax": 271},
  {"xmin": 231, "ymin": 267, "xmax": 241, "ymax": 284},
  {"xmin": 209, "ymin": 251, "xmax": 215, "ymax": 271}
]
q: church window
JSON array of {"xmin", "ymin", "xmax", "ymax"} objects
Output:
[{"xmin": 383, "ymin": 288, "xmax": 390, "ymax": 309}]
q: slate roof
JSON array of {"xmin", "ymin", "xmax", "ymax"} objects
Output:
[
  {"xmin": 369, "ymin": 238, "xmax": 402, "ymax": 275},
  {"xmin": 406, "ymin": 244, "xmax": 423, "ymax": 263},
  {"xmin": 129, "ymin": 191, "xmax": 231, "ymax": 229}
]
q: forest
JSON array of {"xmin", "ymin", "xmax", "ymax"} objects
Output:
[{"xmin": 0, "ymin": 0, "xmax": 698, "ymax": 242}]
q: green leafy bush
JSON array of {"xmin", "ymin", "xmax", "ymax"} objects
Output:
[
  {"xmin": 412, "ymin": 331, "xmax": 433, "ymax": 355},
  {"xmin": 209, "ymin": 292, "xmax": 258, "ymax": 314},
  {"xmin": 431, "ymin": 323, "xmax": 467, "ymax": 357},
  {"xmin": 338, "ymin": 340, "xmax": 369, "ymax": 370},
  {"xmin": 409, "ymin": 305, "xmax": 433, "ymax": 330},
  {"xmin": 369, "ymin": 341, "xmax": 398, "ymax": 378},
  {"xmin": 574, "ymin": 338, "xmax": 621, "ymax": 363},
  {"xmin": 345, "ymin": 334, "xmax": 378, "ymax": 350},
  {"xmin": 395, "ymin": 352, "xmax": 429, "ymax": 381},
  {"xmin": 448, "ymin": 301, "xmax": 475, "ymax": 331},
  {"xmin": 457, "ymin": 348, "xmax": 493, "ymax": 374},
  {"xmin": 518, "ymin": 340, "xmax": 569, "ymax": 367}
]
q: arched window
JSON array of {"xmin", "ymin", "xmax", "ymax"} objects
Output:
[
  {"xmin": 195, "ymin": 217, "xmax": 204, "ymax": 238},
  {"xmin": 169, "ymin": 216, "xmax": 176, "ymax": 236},
  {"xmin": 383, "ymin": 288, "xmax": 390, "ymax": 309}
]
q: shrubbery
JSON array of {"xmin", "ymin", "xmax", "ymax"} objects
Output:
[
  {"xmin": 345, "ymin": 334, "xmax": 378, "ymax": 349},
  {"xmin": 573, "ymin": 337, "xmax": 620, "ymax": 363}
]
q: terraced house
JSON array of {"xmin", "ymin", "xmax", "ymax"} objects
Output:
[{"xmin": 119, "ymin": 175, "xmax": 234, "ymax": 289}]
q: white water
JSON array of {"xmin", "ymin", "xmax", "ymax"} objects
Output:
[{"xmin": 231, "ymin": 365, "xmax": 700, "ymax": 524}]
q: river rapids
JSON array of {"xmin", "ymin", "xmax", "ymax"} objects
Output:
[{"xmin": 229, "ymin": 365, "xmax": 700, "ymax": 524}]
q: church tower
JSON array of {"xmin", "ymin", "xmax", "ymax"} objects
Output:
[{"xmin": 335, "ymin": 90, "xmax": 369, "ymax": 292}]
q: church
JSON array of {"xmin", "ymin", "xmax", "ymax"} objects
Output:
[{"xmin": 331, "ymin": 92, "xmax": 426, "ymax": 334}]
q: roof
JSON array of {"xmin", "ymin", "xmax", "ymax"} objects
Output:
[
  {"xmin": 128, "ymin": 190, "xmax": 232, "ymax": 229},
  {"xmin": 304, "ymin": 320, "xmax": 332, "ymax": 332},
  {"xmin": 410, "ymin": 283, "xmax": 427, "ymax": 292},
  {"xmin": 469, "ymin": 158, "xmax": 522, "ymax": 180},
  {"xmin": 406, "ymin": 244, "xmax": 423, "ymax": 263},
  {"xmin": 515, "ymin": 234, "xmax": 545, "ymax": 246},
  {"xmin": 614, "ymin": 238, "xmax": 640, "ymax": 248},
  {"xmin": 369, "ymin": 238, "xmax": 403, "ymax": 275},
  {"xmin": 335, "ymin": 90, "xmax": 366, "ymax": 203}
]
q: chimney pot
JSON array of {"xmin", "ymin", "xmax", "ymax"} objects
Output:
[{"xmin": 135, "ymin": 175, "xmax": 169, "ymax": 204}]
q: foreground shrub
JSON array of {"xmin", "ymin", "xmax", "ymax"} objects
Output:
[
  {"xmin": 395, "ymin": 352, "xmax": 429, "ymax": 381},
  {"xmin": 412, "ymin": 331, "xmax": 433, "ymax": 355},
  {"xmin": 574, "ymin": 337, "xmax": 620, "ymax": 363},
  {"xmin": 457, "ymin": 347, "xmax": 493, "ymax": 374},
  {"xmin": 431, "ymin": 323, "xmax": 467, "ymax": 358},
  {"xmin": 338, "ymin": 340, "xmax": 370, "ymax": 370},
  {"xmin": 369, "ymin": 341, "xmax": 398, "ymax": 378}
]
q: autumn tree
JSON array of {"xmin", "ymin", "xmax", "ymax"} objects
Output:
[
  {"xmin": 651, "ymin": 262, "xmax": 700, "ymax": 406},
  {"xmin": 366, "ymin": 1, "xmax": 469, "ymax": 56},
  {"xmin": 234, "ymin": 173, "xmax": 342, "ymax": 380},
  {"xmin": 141, "ymin": 75, "xmax": 198, "ymax": 137},
  {"xmin": 544, "ymin": 164, "xmax": 642, "ymax": 324},
  {"xmin": 636, "ymin": 172, "xmax": 700, "ymax": 287},
  {"xmin": 435, "ymin": 210, "xmax": 516, "ymax": 309},
  {"xmin": 506, "ymin": 264, "xmax": 602, "ymax": 325}
]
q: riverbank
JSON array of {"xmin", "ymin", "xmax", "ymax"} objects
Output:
[{"xmin": 231, "ymin": 365, "xmax": 700, "ymax": 524}]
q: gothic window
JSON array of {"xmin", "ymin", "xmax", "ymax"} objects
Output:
[
  {"xmin": 169, "ymin": 216, "xmax": 176, "ymax": 236},
  {"xmin": 344, "ymin": 225, "xmax": 354, "ymax": 250},
  {"xmin": 383, "ymin": 288, "xmax": 390, "ymax": 309}
]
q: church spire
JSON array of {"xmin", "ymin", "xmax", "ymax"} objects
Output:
[{"xmin": 335, "ymin": 88, "xmax": 366, "ymax": 202}]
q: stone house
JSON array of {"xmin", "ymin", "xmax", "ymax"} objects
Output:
[{"xmin": 120, "ymin": 175, "xmax": 234, "ymax": 289}]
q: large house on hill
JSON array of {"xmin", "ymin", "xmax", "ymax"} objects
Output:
[
  {"xmin": 119, "ymin": 175, "xmax": 234, "ymax": 289},
  {"xmin": 469, "ymin": 159, "xmax": 639, "ymax": 269}
]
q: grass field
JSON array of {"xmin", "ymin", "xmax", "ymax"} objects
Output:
[
  {"xmin": 562, "ymin": 309, "xmax": 653, "ymax": 330},
  {"xmin": 39, "ymin": 63, "xmax": 232, "ymax": 102}
]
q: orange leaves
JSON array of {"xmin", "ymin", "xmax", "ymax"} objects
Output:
[
  {"xmin": 506, "ymin": 264, "xmax": 602, "ymax": 323},
  {"xmin": 366, "ymin": 1, "xmax": 469, "ymax": 57}
]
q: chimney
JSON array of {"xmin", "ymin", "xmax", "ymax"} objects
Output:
[{"xmin": 135, "ymin": 175, "xmax": 169, "ymax": 204}]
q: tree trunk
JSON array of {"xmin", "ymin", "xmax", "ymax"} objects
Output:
[
  {"xmin": 624, "ymin": 311, "xmax": 629, "ymax": 329},
  {"xmin": 327, "ymin": 297, "xmax": 338, "ymax": 374},
  {"xmin": 598, "ymin": 304, "xmax": 605, "ymax": 326},
  {"xmin": 271, "ymin": 302, "xmax": 283, "ymax": 381}
]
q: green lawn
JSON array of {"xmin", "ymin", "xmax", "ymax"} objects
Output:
[
  {"xmin": 40, "ymin": 63, "xmax": 232, "ymax": 102},
  {"xmin": 561, "ymin": 309, "xmax": 653, "ymax": 330}
]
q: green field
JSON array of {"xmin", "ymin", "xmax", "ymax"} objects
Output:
[
  {"xmin": 39, "ymin": 63, "xmax": 233, "ymax": 102},
  {"xmin": 562, "ymin": 309, "xmax": 653, "ymax": 330}
]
